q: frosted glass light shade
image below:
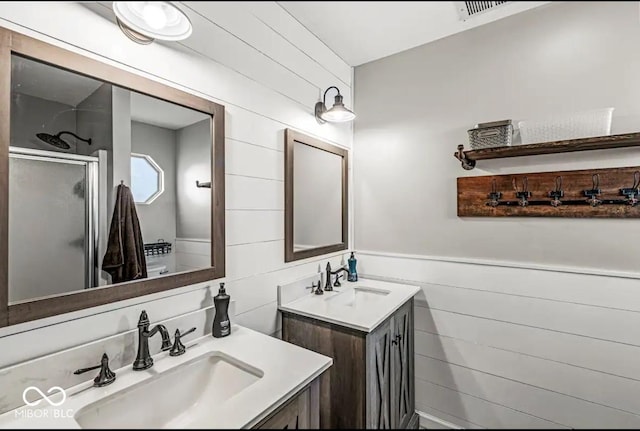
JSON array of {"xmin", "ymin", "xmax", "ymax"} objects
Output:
[
  {"xmin": 321, "ymin": 105, "xmax": 356, "ymax": 122},
  {"xmin": 316, "ymin": 93, "xmax": 356, "ymax": 123},
  {"xmin": 113, "ymin": 2, "xmax": 192, "ymax": 42}
]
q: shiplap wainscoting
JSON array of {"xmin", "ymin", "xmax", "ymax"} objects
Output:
[
  {"xmin": 358, "ymin": 251, "xmax": 640, "ymax": 429},
  {"xmin": 0, "ymin": 1, "xmax": 352, "ymax": 367}
]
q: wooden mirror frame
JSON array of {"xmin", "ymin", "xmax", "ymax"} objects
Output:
[
  {"xmin": 0, "ymin": 27, "xmax": 225, "ymax": 327},
  {"xmin": 285, "ymin": 129, "xmax": 348, "ymax": 262}
]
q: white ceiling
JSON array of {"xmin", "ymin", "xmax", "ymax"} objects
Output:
[
  {"xmin": 12, "ymin": 55, "xmax": 207, "ymax": 130},
  {"xmin": 130, "ymin": 92, "xmax": 209, "ymax": 130},
  {"xmin": 279, "ymin": 1, "xmax": 550, "ymax": 66},
  {"xmin": 11, "ymin": 55, "xmax": 103, "ymax": 106}
]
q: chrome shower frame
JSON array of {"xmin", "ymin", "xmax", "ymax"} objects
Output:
[{"xmin": 9, "ymin": 146, "xmax": 100, "ymax": 289}]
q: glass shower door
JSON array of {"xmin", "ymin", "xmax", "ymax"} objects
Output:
[{"xmin": 8, "ymin": 150, "xmax": 98, "ymax": 303}]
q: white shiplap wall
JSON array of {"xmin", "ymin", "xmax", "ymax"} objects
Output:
[
  {"xmin": 358, "ymin": 251, "xmax": 640, "ymax": 429},
  {"xmin": 0, "ymin": 1, "xmax": 352, "ymax": 367}
]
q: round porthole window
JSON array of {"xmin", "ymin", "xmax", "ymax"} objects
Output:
[{"xmin": 131, "ymin": 153, "xmax": 164, "ymax": 204}]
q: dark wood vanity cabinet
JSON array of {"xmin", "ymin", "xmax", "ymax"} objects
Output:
[
  {"xmin": 253, "ymin": 377, "xmax": 321, "ymax": 429},
  {"xmin": 255, "ymin": 387, "xmax": 311, "ymax": 429},
  {"xmin": 282, "ymin": 299, "xmax": 418, "ymax": 429},
  {"xmin": 368, "ymin": 300, "xmax": 415, "ymax": 429},
  {"xmin": 393, "ymin": 302, "xmax": 415, "ymax": 428}
]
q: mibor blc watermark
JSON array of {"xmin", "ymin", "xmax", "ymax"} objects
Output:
[{"xmin": 15, "ymin": 386, "xmax": 74, "ymax": 419}]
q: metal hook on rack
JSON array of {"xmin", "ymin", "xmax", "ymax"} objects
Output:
[
  {"xmin": 549, "ymin": 176, "xmax": 564, "ymax": 207},
  {"xmin": 486, "ymin": 178, "xmax": 502, "ymax": 207},
  {"xmin": 513, "ymin": 176, "xmax": 531, "ymax": 207},
  {"xmin": 620, "ymin": 170, "xmax": 640, "ymax": 207},
  {"xmin": 584, "ymin": 173, "xmax": 602, "ymax": 207}
]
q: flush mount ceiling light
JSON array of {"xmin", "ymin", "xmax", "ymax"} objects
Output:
[
  {"xmin": 315, "ymin": 86, "xmax": 356, "ymax": 124},
  {"xmin": 113, "ymin": 2, "xmax": 193, "ymax": 45}
]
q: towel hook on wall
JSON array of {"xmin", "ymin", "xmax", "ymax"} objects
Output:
[
  {"xmin": 486, "ymin": 178, "xmax": 502, "ymax": 207},
  {"xmin": 549, "ymin": 176, "xmax": 564, "ymax": 207},
  {"xmin": 513, "ymin": 176, "xmax": 531, "ymax": 207},
  {"xmin": 584, "ymin": 174, "xmax": 602, "ymax": 207},
  {"xmin": 620, "ymin": 171, "xmax": 640, "ymax": 206},
  {"xmin": 195, "ymin": 180, "xmax": 212, "ymax": 189}
]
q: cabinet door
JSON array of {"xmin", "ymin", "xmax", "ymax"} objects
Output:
[
  {"xmin": 392, "ymin": 299, "xmax": 414, "ymax": 429},
  {"xmin": 366, "ymin": 318, "xmax": 392, "ymax": 429},
  {"xmin": 257, "ymin": 387, "xmax": 309, "ymax": 429}
]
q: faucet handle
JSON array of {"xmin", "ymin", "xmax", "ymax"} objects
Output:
[
  {"xmin": 170, "ymin": 327, "xmax": 196, "ymax": 357},
  {"xmin": 307, "ymin": 279, "xmax": 324, "ymax": 295},
  {"xmin": 333, "ymin": 272, "xmax": 344, "ymax": 287},
  {"xmin": 74, "ymin": 353, "xmax": 116, "ymax": 387}
]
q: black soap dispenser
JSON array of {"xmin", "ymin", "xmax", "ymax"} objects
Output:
[{"xmin": 212, "ymin": 282, "xmax": 231, "ymax": 338}]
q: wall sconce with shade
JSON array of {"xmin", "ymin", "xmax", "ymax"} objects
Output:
[
  {"xmin": 112, "ymin": 1, "xmax": 193, "ymax": 45},
  {"xmin": 315, "ymin": 86, "xmax": 356, "ymax": 124}
]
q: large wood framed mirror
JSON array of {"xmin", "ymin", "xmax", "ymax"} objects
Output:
[
  {"xmin": 0, "ymin": 27, "xmax": 225, "ymax": 327},
  {"xmin": 285, "ymin": 129, "xmax": 348, "ymax": 262}
]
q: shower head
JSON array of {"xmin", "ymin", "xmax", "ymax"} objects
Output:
[
  {"xmin": 36, "ymin": 131, "xmax": 92, "ymax": 150},
  {"xmin": 36, "ymin": 133, "xmax": 70, "ymax": 149}
]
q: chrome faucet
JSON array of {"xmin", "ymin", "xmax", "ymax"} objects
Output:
[
  {"xmin": 325, "ymin": 262, "xmax": 350, "ymax": 291},
  {"xmin": 133, "ymin": 310, "xmax": 172, "ymax": 371}
]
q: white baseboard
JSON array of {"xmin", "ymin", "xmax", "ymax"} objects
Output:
[{"xmin": 417, "ymin": 410, "xmax": 461, "ymax": 429}]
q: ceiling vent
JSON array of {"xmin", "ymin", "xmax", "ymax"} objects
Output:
[{"xmin": 456, "ymin": 1, "xmax": 511, "ymax": 20}]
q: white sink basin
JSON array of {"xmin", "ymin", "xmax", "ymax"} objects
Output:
[
  {"xmin": 74, "ymin": 352, "xmax": 263, "ymax": 429},
  {"xmin": 325, "ymin": 286, "xmax": 390, "ymax": 308}
]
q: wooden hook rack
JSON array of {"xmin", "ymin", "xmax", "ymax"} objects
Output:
[{"xmin": 458, "ymin": 166, "xmax": 640, "ymax": 218}]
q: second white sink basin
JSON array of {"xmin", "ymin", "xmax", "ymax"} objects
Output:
[
  {"xmin": 74, "ymin": 352, "xmax": 263, "ymax": 429},
  {"xmin": 279, "ymin": 278, "xmax": 421, "ymax": 332},
  {"xmin": 325, "ymin": 286, "xmax": 390, "ymax": 308}
]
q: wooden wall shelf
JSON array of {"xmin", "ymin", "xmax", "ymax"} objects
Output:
[{"xmin": 454, "ymin": 132, "xmax": 640, "ymax": 170}]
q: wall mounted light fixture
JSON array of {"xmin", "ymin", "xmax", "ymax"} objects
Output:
[
  {"xmin": 113, "ymin": 2, "xmax": 193, "ymax": 45},
  {"xmin": 314, "ymin": 86, "xmax": 356, "ymax": 124}
]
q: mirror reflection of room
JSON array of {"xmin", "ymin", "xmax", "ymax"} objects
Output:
[{"xmin": 8, "ymin": 54, "xmax": 212, "ymax": 304}]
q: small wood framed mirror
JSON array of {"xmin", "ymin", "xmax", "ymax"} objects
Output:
[
  {"xmin": 0, "ymin": 27, "xmax": 225, "ymax": 327},
  {"xmin": 285, "ymin": 129, "xmax": 348, "ymax": 262}
]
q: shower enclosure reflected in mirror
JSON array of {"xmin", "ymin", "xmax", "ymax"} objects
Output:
[
  {"xmin": 0, "ymin": 27, "xmax": 225, "ymax": 326},
  {"xmin": 9, "ymin": 54, "xmax": 213, "ymax": 301},
  {"xmin": 9, "ymin": 54, "xmax": 213, "ymax": 302},
  {"xmin": 285, "ymin": 129, "xmax": 348, "ymax": 262}
]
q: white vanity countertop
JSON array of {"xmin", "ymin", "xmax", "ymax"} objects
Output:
[
  {"xmin": 0, "ymin": 325, "xmax": 332, "ymax": 429},
  {"xmin": 279, "ymin": 278, "xmax": 421, "ymax": 332}
]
